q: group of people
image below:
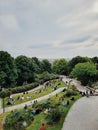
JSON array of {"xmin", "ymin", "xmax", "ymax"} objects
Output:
[
  {"xmin": 7, "ymin": 97, "xmax": 15, "ymax": 105},
  {"xmin": 80, "ymin": 89, "xmax": 94, "ymax": 97}
]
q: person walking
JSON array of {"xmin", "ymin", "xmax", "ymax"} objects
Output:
[{"xmin": 39, "ymin": 123, "xmax": 46, "ymax": 130}]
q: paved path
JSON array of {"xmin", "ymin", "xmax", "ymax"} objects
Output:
[
  {"xmin": 0, "ymin": 87, "xmax": 65, "ymax": 114},
  {"xmin": 62, "ymin": 96, "xmax": 98, "ymax": 130},
  {"xmin": 62, "ymin": 76, "xmax": 88, "ymax": 92}
]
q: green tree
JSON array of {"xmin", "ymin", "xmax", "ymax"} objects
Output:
[
  {"xmin": 91, "ymin": 56, "xmax": 98, "ymax": 70},
  {"xmin": 15, "ymin": 55, "xmax": 34, "ymax": 85},
  {"xmin": 41, "ymin": 59, "xmax": 52, "ymax": 73},
  {"xmin": 68, "ymin": 56, "xmax": 91, "ymax": 74},
  {"xmin": 71, "ymin": 62, "xmax": 97, "ymax": 85},
  {"xmin": 0, "ymin": 51, "xmax": 17, "ymax": 88},
  {"xmin": 91, "ymin": 56, "xmax": 98, "ymax": 64},
  {"xmin": 32, "ymin": 57, "xmax": 42, "ymax": 73},
  {"xmin": 53, "ymin": 58, "xmax": 68, "ymax": 75}
]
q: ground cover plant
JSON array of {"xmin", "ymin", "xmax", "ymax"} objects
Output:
[{"xmin": 3, "ymin": 110, "xmax": 34, "ymax": 130}]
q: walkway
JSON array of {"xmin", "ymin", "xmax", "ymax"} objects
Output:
[
  {"xmin": 62, "ymin": 76, "xmax": 87, "ymax": 92},
  {"xmin": 62, "ymin": 96, "xmax": 98, "ymax": 130},
  {"xmin": 62, "ymin": 76, "xmax": 98, "ymax": 130}
]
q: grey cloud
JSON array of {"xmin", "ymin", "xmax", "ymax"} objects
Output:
[
  {"xmin": 85, "ymin": 43, "xmax": 96, "ymax": 48},
  {"xmin": 0, "ymin": 0, "xmax": 98, "ymax": 58},
  {"xmin": 94, "ymin": 37, "xmax": 98, "ymax": 41},
  {"xmin": 62, "ymin": 36, "xmax": 91, "ymax": 44},
  {"xmin": 28, "ymin": 43, "xmax": 51, "ymax": 49}
]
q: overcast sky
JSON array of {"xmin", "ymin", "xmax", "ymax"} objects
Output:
[{"xmin": 0, "ymin": 0, "xmax": 98, "ymax": 59}]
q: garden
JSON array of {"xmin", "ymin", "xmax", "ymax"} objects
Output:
[
  {"xmin": 0, "ymin": 83, "xmax": 81, "ymax": 130},
  {"xmin": 4, "ymin": 79, "xmax": 65, "ymax": 107}
]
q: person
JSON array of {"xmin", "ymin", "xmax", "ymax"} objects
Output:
[
  {"xmin": 24, "ymin": 104, "xmax": 28, "ymax": 110},
  {"xmin": 86, "ymin": 90, "xmax": 89, "ymax": 97},
  {"xmin": 39, "ymin": 123, "xmax": 46, "ymax": 130},
  {"xmin": 44, "ymin": 108, "xmax": 48, "ymax": 114}
]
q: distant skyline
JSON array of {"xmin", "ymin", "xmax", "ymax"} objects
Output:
[{"xmin": 0, "ymin": 0, "xmax": 98, "ymax": 59}]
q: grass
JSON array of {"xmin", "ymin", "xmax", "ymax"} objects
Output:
[
  {"xmin": 0, "ymin": 82, "xmax": 80, "ymax": 130},
  {"xmin": 4, "ymin": 80, "xmax": 65, "ymax": 107},
  {"xmin": 26, "ymin": 91, "xmax": 80, "ymax": 130},
  {"xmin": 0, "ymin": 92, "xmax": 80, "ymax": 130},
  {"xmin": 0, "ymin": 112, "xmax": 10, "ymax": 130}
]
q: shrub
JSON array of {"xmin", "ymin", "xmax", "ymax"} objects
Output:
[
  {"xmin": 70, "ymin": 85, "xmax": 77, "ymax": 90},
  {"xmin": 45, "ymin": 108, "xmax": 62, "ymax": 125},
  {"xmin": 0, "ymin": 73, "xmax": 58, "ymax": 98},
  {"xmin": 40, "ymin": 101, "xmax": 51, "ymax": 109},
  {"xmin": 3, "ymin": 109, "xmax": 34, "ymax": 130},
  {"xmin": 65, "ymin": 90, "xmax": 78, "ymax": 97}
]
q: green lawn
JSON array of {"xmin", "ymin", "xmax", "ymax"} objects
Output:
[
  {"xmin": 26, "ymin": 91, "xmax": 80, "ymax": 130},
  {"xmin": 0, "ymin": 81, "xmax": 81, "ymax": 130},
  {"xmin": 4, "ymin": 80, "xmax": 66, "ymax": 107}
]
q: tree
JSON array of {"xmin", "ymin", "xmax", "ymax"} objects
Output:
[
  {"xmin": 68, "ymin": 56, "xmax": 91, "ymax": 74},
  {"xmin": 15, "ymin": 55, "xmax": 34, "ymax": 85},
  {"xmin": 32, "ymin": 57, "xmax": 42, "ymax": 74},
  {"xmin": 91, "ymin": 56, "xmax": 98, "ymax": 64},
  {"xmin": 71, "ymin": 62, "xmax": 97, "ymax": 85},
  {"xmin": 41, "ymin": 59, "xmax": 52, "ymax": 73},
  {"xmin": 0, "ymin": 51, "xmax": 17, "ymax": 88},
  {"xmin": 53, "ymin": 58, "xmax": 68, "ymax": 75},
  {"xmin": 91, "ymin": 57, "xmax": 98, "ymax": 70}
]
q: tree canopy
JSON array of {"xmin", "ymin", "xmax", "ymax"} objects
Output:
[
  {"xmin": 15, "ymin": 55, "xmax": 34, "ymax": 85},
  {"xmin": 71, "ymin": 62, "xmax": 97, "ymax": 85},
  {"xmin": 53, "ymin": 58, "xmax": 68, "ymax": 75},
  {"xmin": 41, "ymin": 59, "xmax": 52, "ymax": 73},
  {"xmin": 0, "ymin": 51, "xmax": 98, "ymax": 89},
  {"xmin": 68, "ymin": 56, "xmax": 91, "ymax": 74},
  {"xmin": 0, "ymin": 51, "xmax": 17, "ymax": 88}
]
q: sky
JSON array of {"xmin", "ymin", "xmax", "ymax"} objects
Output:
[{"xmin": 0, "ymin": 0, "xmax": 98, "ymax": 59}]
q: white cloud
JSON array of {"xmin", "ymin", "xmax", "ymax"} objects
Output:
[
  {"xmin": 0, "ymin": 14, "xmax": 20, "ymax": 31},
  {"xmin": 0, "ymin": 0, "xmax": 98, "ymax": 58},
  {"xmin": 92, "ymin": 1, "xmax": 98, "ymax": 13},
  {"xmin": 52, "ymin": 40, "xmax": 61, "ymax": 47}
]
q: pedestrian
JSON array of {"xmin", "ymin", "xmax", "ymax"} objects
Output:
[
  {"xmin": 24, "ymin": 104, "xmax": 28, "ymax": 110},
  {"xmin": 39, "ymin": 123, "xmax": 46, "ymax": 130},
  {"xmin": 86, "ymin": 90, "xmax": 89, "ymax": 97}
]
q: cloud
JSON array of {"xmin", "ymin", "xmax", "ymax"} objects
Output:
[
  {"xmin": 52, "ymin": 40, "xmax": 61, "ymax": 47},
  {"xmin": 0, "ymin": 0, "xmax": 98, "ymax": 58},
  {"xmin": 0, "ymin": 14, "xmax": 20, "ymax": 31},
  {"xmin": 62, "ymin": 36, "xmax": 91, "ymax": 44},
  {"xmin": 94, "ymin": 37, "xmax": 98, "ymax": 41},
  {"xmin": 92, "ymin": 1, "xmax": 98, "ymax": 13}
]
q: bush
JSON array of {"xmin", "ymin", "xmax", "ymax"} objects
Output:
[
  {"xmin": 45, "ymin": 108, "xmax": 62, "ymax": 125},
  {"xmin": 39, "ymin": 101, "xmax": 51, "ymax": 109},
  {"xmin": 0, "ymin": 73, "xmax": 58, "ymax": 98},
  {"xmin": 65, "ymin": 90, "xmax": 78, "ymax": 97},
  {"xmin": 70, "ymin": 85, "xmax": 77, "ymax": 90},
  {"xmin": 3, "ymin": 109, "xmax": 34, "ymax": 130},
  {"xmin": 0, "ymin": 90, "xmax": 12, "ymax": 98}
]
